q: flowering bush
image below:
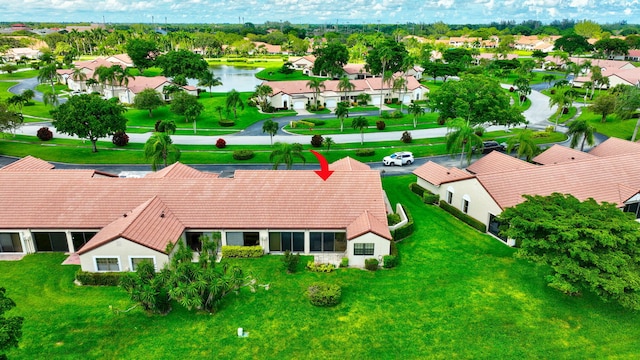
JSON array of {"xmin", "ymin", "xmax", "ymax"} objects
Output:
[
  {"xmin": 37, "ymin": 127, "xmax": 53, "ymax": 141},
  {"xmin": 216, "ymin": 138, "xmax": 226, "ymax": 148},
  {"xmin": 112, "ymin": 131, "xmax": 129, "ymax": 147}
]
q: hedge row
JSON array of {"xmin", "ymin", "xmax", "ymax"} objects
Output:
[
  {"xmin": 423, "ymin": 193, "xmax": 440, "ymax": 205},
  {"xmin": 409, "ymin": 182, "xmax": 426, "ymax": 197},
  {"xmin": 221, "ymin": 245, "xmax": 264, "ymax": 258},
  {"xmin": 233, "ymin": 150, "xmax": 255, "ymax": 160},
  {"xmin": 439, "ymin": 200, "xmax": 487, "ymax": 232},
  {"xmin": 75, "ymin": 271, "xmax": 123, "ymax": 286},
  {"xmin": 355, "ymin": 148, "xmax": 375, "ymax": 157},
  {"xmin": 391, "ymin": 204, "xmax": 414, "ymax": 241}
]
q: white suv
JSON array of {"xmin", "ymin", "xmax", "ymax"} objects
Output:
[{"xmin": 383, "ymin": 151, "xmax": 414, "ymax": 166}]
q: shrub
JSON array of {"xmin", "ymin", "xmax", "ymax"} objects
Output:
[
  {"xmin": 376, "ymin": 120, "xmax": 386, "ymax": 130},
  {"xmin": 423, "ymin": 193, "xmax": 440, "ymax": 205},
  {"xmin": 401, "ymin": 131, "xmax": 412, "ymax": 143},
  {"xmin": 383, "ymin": 255, "xmax": 398, "ymax": 269},
  {"xmin": 391, "ymin": 110, "xmax": 404, "ymax": 118},
  {"xmin": 307, "ymin": 283, "xmax": 341, "ymax": 307},
  {"xmin": 221, "ymin": 245, "xmax": 264, "ymax": 258},
  {"xmin": 307, "ymin": 119, "xmax": 326, "ymax": 126},
  {"xmin": 233, "ymin": 150, "xmax": 255, "ymax": 160},
  {"xmin": 75, "ymin": 270, "xmax": 123, "ymax": 286},
  {"xmin": 438, "ymin": 117, "xmax": 446, "ymax": 125},
  {"xmin": 340, "ymin": 257, "xmax": 349, "ymax": 268},
  {"xmin": 219, "ymin": 119, "xmax": 235, "ymax": 127},
  {"xmin": 282, "ymin": 250, "xmax": 300, "ymax": 273},
  {"xmin": 365, "ymin": 258, "xmax": 379, "ymax": 271},
  {"xmin": 439, "ymin": 200, "xmax": 487, "ymax": 232},
  {"xmin": 387, "ymin": 213, "xmax": 401, "ymax": 226},
  {"xmin": 311, "ymin": 134, "xmax": 324, "ymax": 147},
  {"xmin": 112, "ymin": 131, "xmax": 129, "ymax": 147},
  {"xmin": 392, "ymin": 204, "xmax": 414, "ymax": 241},
  {"xmin": 37, "ymin": 127, "xmax": 53, "ymax": 141},
  {"xmin": 355, "ymin": 148, "xmax": 375, "ymax": 157},
  {"xmin": 306, "ymin": 261, "xmax": 336, "ymax": 273},
  {"xmin": 409, "ymin": 182, "xmax": 426, "ymax": 197},
  {"xmin": 215, "ymin": 138, "xmax": 226, "ymax": 149},
  {"xmin": 380, "ymin": 111, "xmax": 391, "ymax": 119}
]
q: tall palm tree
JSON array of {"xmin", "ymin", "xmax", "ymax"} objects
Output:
[
  {"xmin": 37, "ymin": 63, "xmax": 58, "ymax": 94},
  {"xmin": 548, "ymin": 87, "xmax": 575, "ymax": 130},
  {"xmin": 393, "ymin": 76, "xmax": 408, "ymax": 112},
  {"xmin": 408, "ymin": 102, "xmax": 424, "ymax": 128},
  {"xmin": 377, "ymin": 46, "xmax": 394, "ymax": 114},
  {"xmin": 335, "ymin": 102, "xmax": 349, "ymax": 132},
  {"xmin": 541, "ymin": 74, "xmax": 556, "ymax": 89},
  {"xmin": 381, "ymin": 70, "xmax": 394, "ymax": 106},
  {"xmin": 253, "ymin": 84, "xmax": 273, "ymax": 110},
  {"xmin": 113, "ymin": 66, "xmax": 134, "ymax": 102},
  {"xmin": 324, "ymin": 136, "xmax": 335, "ymax": 151},
  {"xmin": 71, "ymin": 68, "xmax": 87, "ymax": 91},
  {"xmin": 42, "ymin": 90, "xmax": 59, "ymax": 108},
  {"xmin": 225, "ymin": 89, "xmax": 244, "ymax": 119},
  {"xmin": 567, "ymin": 119, "xmax": 596, "ymax": 151},
  {"xmin": 262, "ymin": 119, "xmax": 279, "ymax": 145},
  {"xmin": 94, "ymin": 65, "xmax": 116, "ymax": 97},
  {"xmin": 337, "ymin": 76, "xmax": 355, "ymax": 103},
  {"xmin": 214, "ymin": 105, "xmax": 224, "ymax": 121},
  {"xmin": 306, "ymin": 78, "xmax": 325, "ymax": 110},
  {"xmin": 198, "ymin": 71, "xmax": 222, "ymax": 97},
  {"xmin": 446, "ymin": 117, "xmax": 484, "ymax": 167},
  {"xmin": 144, "ymin": 132, "xmax": 181, "ymax": 171},
  {"xmin": 351, "ymin": 116, "xmax": 369, "ymax": 145},
  {"xmin": 506, "ymin": 129, "xmax": 539, "ymax": 162},
  {"xmin": 269, "ymin": 142, "xmax": 305, "ymax": 170}
]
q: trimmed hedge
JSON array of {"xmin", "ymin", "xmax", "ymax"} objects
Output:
[
  {"xmin": 233, "ymin": 150, "xmax": 255, "ymax": 160},
  {"xmin": 391, "ymin": 204, "xmax": 414, "ymax": 241},
  {"xmin": 37, "ymin": 127, "xmax": 53, "ymax": 141},
  {"xmin": 439, "ymin": 200, "xmax": 487, "ymax": 232},
  {"xmin": 221, "ymin": 245, "xmax": 264, "ymax": 258},
  {"xmin": 307, "ymin": 119, "xmax": 326, "ymax": 126},
  {"xmin": 306, "ymin": 261, "xmax": 336, "ymax": 273},
  {"xmin": 423, "ymin": 193, "xmax": 440, "ymax": 205},
  {"xmin": 409, "ymin": 182, "xmax": 426, "ymax": 197},
  {"xmin": 307, "ymin": 283, "xmax": 341, "ymax": 307},
  {"xmin": 383, "ymin": 255, "xmax": 398, "ymax": 269},
  {"xmin": 355, "ymin": 148, "xmax": 375, "ymax": 157},
  {"xmin": 365, "ymin": 258, "xmax": 379, "ymax": 271},
  {"xmin": 75, "ymin": 271, "xmax": 123, "ymax": 286},
  {"xmin": 219, "ymin": 120, "xmax": 235, "ymax": 127}
]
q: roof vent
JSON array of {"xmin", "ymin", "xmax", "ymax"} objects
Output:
[
  {"xmin": 446, "ymin": 171, "xmax": 450, "ymax": 175},
  {"xmin": 571, "ymin": 157, "xmax": 575, "ymax": 160},
  {"xmin": 160, "ymin": 211, "xmax": 165, "ymax": 218},
  {"xmin": 123, "ymin": 213, "xmax": 127, "ymax": 217}
]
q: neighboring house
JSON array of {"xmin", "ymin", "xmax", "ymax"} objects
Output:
[
  {"xmin": 1, "ymin": 47, "xmax": 41, "ymax": 62},
  {"xmin": 626, "ymin": 49, "xmax": 640, "ymax": 62},
  {"xmin": 571, "ymin": 59, "xmax": 638, "ymax": 88},
  {"xmin": 289, "ymin": 55, "xmax": 316, "ymax": 75},
  {"xmin": 413, "ymin": 138, "xmax": 640, "ymax": 246},
  {"xmin": 251, "ymin": 42, "xmax": 283, "ymax": 55},
  {"xmin": 448, "ymin": 36, "xmax": 482, "ymax": 48},
  {"xmin": 105, "ymin": 54, "xmax": 134, "ymax": 68},
  {"xmin": 0, "ymin": 156, "xmax": 392, "ymax": 270}
]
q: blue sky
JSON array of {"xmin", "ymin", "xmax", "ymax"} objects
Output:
[{"xmin": 1, "ymin": 0, "xmax": 639, "ymax": 25}]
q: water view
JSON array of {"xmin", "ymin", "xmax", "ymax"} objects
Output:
[{"xmin": 188, "ymin": 65, "xmax": 264, "ymax": 93}]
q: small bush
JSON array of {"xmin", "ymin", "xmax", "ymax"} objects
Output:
[
  {"xmin": 282, "ymin": 250, "xmax": 300, "ymax": 273},
  {"xmin": 401, "ymin": 131, "xmax": 412, "ymax": 143},
  {"xmin": 221, "ymin": 245, "xmax": 264, "ymax": 258},
  {"xmin": 380, "ymin": 111, "xmax": 391, "ymax": 119},
  {"xmin": 532, "ymin": 131, "xmax": 551, "ymax": 138},
  {"xmin": 439, "ymin": 200, "xmax": 487, "ymax": 232},
  {"xmin": 219, "ymin": 119, "xmax": 235, "ymax": 127},
  {"xmin": 75, "ymin": 271, "xmax": 123, "ymax": 286},
  {"xmin": 423, "ymin": 193, "xmax": 440, "ymax": 205},
  {"xmin": 306, "ymin": 261, "xmax": 336, "ymax": 273},
  {"xmin": 391, "ymin": 110, "xmax": 404, "ymax": 119},
  {"xmin": 311, "ymin": 134, "xmax": 324, "ymax": 147},
  {"xmin": 365, "ymin": 258, "xmax": 379, "ymax": 271},
  {"xmin": 383, "ymin": 255, "xmax": 398, "ymax": 269},
  {"xmin": 387, "ymin": 213, "xmax": 401, "ymax": 226},
  {"xmin": 307, "ymin": 119, "xmax": 326, "ymax": 126},
  {"xmin": 307, "ymin": 283, "xmax": 341, "ymax": 307},
  {"xmin": 340, "ymin": 257, "xmax": 349, "ymax": 268},
  {"xmin": 376, "ymin": 120, "xmax": 386, "ymax": 130},
  {"xmin": 112, "ymin": 131, "xmax": 129, "ymax": 147},
  {"xmin": 37, "ymin": 127, "xmax": 53, "ymax": 141},
  {"xmin": 392, "ymin": 204, "xmax": 414, "ymax": 241},
  {"xmin": 409, "ymin": 182, "xmax": 426, "ymax": 197},
  {"xmin": 215, "ymin": 138, "xmax": 226, "ymax": 148},
  {"xmin": 355, "ymin": 148, "xmax": 375, "ymax": 157},
  {"xmin": 233, "ymin": 150, "xmax": 255, "ymax": 160}
]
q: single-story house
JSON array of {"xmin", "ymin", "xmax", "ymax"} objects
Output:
[
  {"xmin": 413, "ymin": 138, "xmax": 640, "ymax": 246},
  {"xmin": 1, "ymin": 47, "xmax": 41, "ymax": 62},
  {"xmin": 0, "ymin": 156, "xmax": 392, "ymax": 271}
]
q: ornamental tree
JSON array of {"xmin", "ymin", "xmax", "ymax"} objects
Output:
[
  {"xmin": 51, "ymin": 95, "xmax": 127, "ymax": 152},
  {"xmin": 499, "ymin": 193, "xmax": 640, "ymax": 310},
  {"xmin": 155, "ymin": 50, "xmax": 209, "ymax": 79},
  {"xmin": 133, "ymin": 88, "xmax": 164, "ymax": 118},
  {"xmin": 0, "ymin": 287, "xmax": 24, "ymax": 359},
  {"xmin": 312, "ymin": 42, "xmax": 349, "ymax": 78}
]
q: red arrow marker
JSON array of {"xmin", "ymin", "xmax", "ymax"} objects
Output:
[{"xmin": 310, "ymin": 150, "xmax": 334, "ymax": 181}]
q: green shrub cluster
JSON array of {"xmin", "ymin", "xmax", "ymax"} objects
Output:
[
  {"xmin": 423, "ymin": 193, "xmax": 440, "ymax": 205},
  {"xmin": 409, "ymin": 182, "xmax": 426, "ymax": 197},
  {"xmin": 391, "ymin": 110, "xmax": 404, "ymax": 118},
  {"xmin": 391, "ymin": 205, "xmax": 414, "ymax": 241},
  {"xmin": 307, "ymin": 119, "xmax": 325, "ymax": 126},
  {"xmin": 282, "ymin": 250, "xmax": 300, "ymax": 273},
  {"xmin": 383, "ymin": 255, "xmax": 398, "ymax": 268},
  {"xmin": 365, "ymin": 258, "xmax": 379, "ymax": 271},
  {"xmin": 233, "ymin": 150, "xmax": 255, "ymax": 160},
  {"xmin": 380, "ymin": 111, "xmax": 391, "ymax": 119},
  {"xmin": 219, "ymin": 120, "xmax": 235, "ymax": 127},
  {"xmin": 75, "ymin": 270, "xmax": 123, "ymax": 286},
  {"xmin": 533, "ymin": 130, "xmax": 551, "ymax": 138},
  {"xmin": 387, "ymin": 213, "xmax": 401, "ymax": 226},
  {"xmin": 355, "ymin": 148, "xmax": 375, "ymax": 157},
  {"xmin": 306, "ymin": 261, "xmax": 336, "ymax": 273},
  {"xmin": 340, "ymin": 257, "xmax": 349, "ymax": 268},
  {"xmin": 307, "ymin": 283, "xmax": 341, "ymax": 307},
  {"xmin": 439, "ymin": 200, "xmax": 487, "ymax": 232},
  {"xmin": 221, "ymin": 245, "xmax": 264, "ymax": 258}
]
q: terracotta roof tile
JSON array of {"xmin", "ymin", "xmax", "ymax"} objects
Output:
[
  {"xmin": 330, "ymin": 157, "xmax": 371, "ymax": 171},
  {"xmin": 346, "ymin": 210, "xmax": 391, "ymax": 240},
  {"xmin": 0, "ymin": 156, "xmax": 54, "ymax": 171},
  {"xmin": 466, "ymin": 151, "xmax": 536, "ymax": 174},
  {"xmin": 532, "ymin": 144, "xmax": 597, "ymax": 165},
  {"xmin": 145, "ymin": 163, "xmax": 219, "ymax": 179},
  {"xmin": 589, "ymin": 137, "xmax": 640, "ymax": 157},
  {"xmin": 413, "ymin": 161, "xmax": 473, "ymax": 185}
]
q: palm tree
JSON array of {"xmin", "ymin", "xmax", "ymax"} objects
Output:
[
  {"xmin": 37, "ymin": 63, "xmax": 58, "ymax": 94},
  {"xmin": 225, "ymin": 89, "xmax": 244, "ymax": 119},
  {"xmin": 542, "ymin": 74, "xmax": 556, "ymax": 89},
  {"xmin": 42, "ymin": 90, "xmax": 59, "ymax": 108},
  {"xmin": 357, "ymin": 93, "xmax": 371, "ymax": 105},
  {"xmin": 513, "ymin": 76, "xmax": 531, "ymax": 106},
  {"xmin": 324, "ymin": 136, "xmax": 335, "ymax": 151},
  {"xmin": 94, "ymin": 65, "xmax": 116, "ymax": 97},
  {"xmin": 408, "ymin": 102, "xmax": 424, "ymax": 128},
  {"xmin": 393, "ymin": 76, "xmax": 408, "ymax": 112},
  {"xmin": 214, "ymin": 105, "xmax": 224, "ymax": 121},
  {"xmin": 506, "ymin": 130, "xmax": 539, "ymax": 162},
  {"xmin": 21, "ymin": 90, "xmax": 34, "ymax": 105},
  {"xmin": 446, "ymin": 117, "xmax": 484, "ymax": 167},
  {"xmin": 144, "ymin": 132, "xmax": 181, "ymax": 171},
  {"xmin": 381, "ymin": 70, "xmax": 394, "ymax": 107},
  {"xmin": 548, "ymin": 87, "xmax": 575, "ymax": 130},
  {"xmin": 7, "ymin": 95, "xmax": 25, "ymax": 115},
  {"xmin": 262, "ymin": 119, "xmax": 279, "ymax": 145},
  {"xmin": 377, "ymin": 46, "xmax": 394, "ymax": 114},
  {"xmin": 71, "ymin": 68, "xmax": 87, "ymax": 91},
  {"xmin": 85, "ymin": 78, "xmax": 98, "ymax": 93},
  {"xmin": 113, "ymin": 66, "xmax": 134, "ymax": 102},
  {"xmin": 306, "ymin": 78, "xmax": 325, "ymax": 110},
  {"xmin": 269, "ymin": 142, "xmax": 305, "ymax": 170},
  {"xmin": 567, "ymin": 119, "xmax": 596, "ymax": 151},
  {"xmin": 253, "ymin": 84, "xmax": 273, "ymax": 110},
  {"xmin": 335, "ymin": 102, "xmax": 349, "ymax": 132},
  {"xmin": 337, "ymin": 76, "xmax": 355, "ymax": 103},
  {"xmin": 351, "ymin": 116, "xmax": 369, "ymax": 145},
  {"xmin": 156, "ymin": 119, "xmax": 177, "ymax": 134},
  {"xmin": 198, "ymin": 71, "xmax": 222, "ymax": 97}
]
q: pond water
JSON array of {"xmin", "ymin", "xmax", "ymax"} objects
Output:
[{"xmin": 187, "ymin": 65, "xmax": 264, "ymax": 93}]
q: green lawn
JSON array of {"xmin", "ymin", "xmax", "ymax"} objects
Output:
[
  {"xmin": 577, "ymin": 107, "xmax": 638, "ymax": 140},
  {"xmin": 3, "ymin": 175, "xmax": 640, "ymax": 359},
  {"xmin": 0, "ymin": 70, "xmax": 39, "ymax": 80}
]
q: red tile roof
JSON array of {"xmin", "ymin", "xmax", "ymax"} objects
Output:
[
  {"xmin": 0, "ymin": 156, "xmax": 54, "ymax": 171},
  {"xmin": 346, "ymin": 210, "xmax": 390, "ymax": 240},
  {"xmin": 532, "ymin": 144, "xmax": 596, "ymax": 165},
  {"xmin": 145, "ymin": 162, "xmax": 219, "ymax": 179},
  {"xmin": 588, "ymin": 137, "xmax": 640, "ymax": 157},
  {"xmin": 412, "ymin": 161, "xmax": 473, "ymax": 185},
  {"xmin": 466, "ymin": 151, "xmax": 536, "ymax": 174},
  {"xmin": 330, "ymin": 157, "xmax": 371, "ymax": 171}
]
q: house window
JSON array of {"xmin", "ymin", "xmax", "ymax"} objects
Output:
[
  {"xmin": 623, "ymin": 202, "xmax": 640, "ymax": 219},
  {"xmin": 310, "ymin": 232, "xmax": 346, "ymax": 252},
  {"xmin": 71, "ymin": 232, "xmax": 97, "ymax": 252},
  {"xmin": 129, "ymin": 257, "xmax": 155, "ymax": 271},
  {"xmin": 0, "ymin": 233, "xmax": 22, "ymax": 253},
  {"xmin": 33, "ymin": 232, "xmax": 68, "ymax": 252},
  {"xmin": 186, "ymin": 232, "xmax": 204, "ymax": 252},
  {"xmin": 269, "ymin": 232, "xmax": 304, "ymax": 252},
  {"xmin": 354, "ymin": 243, "xmax": 374, "ymax": 256},
  {"xmin": 447, "ymin": 191, "xmax": 453, "ymax": 204},
  {"xmin": 226, "ymin": 232, "xmax": 260, "ymax": 246},
  {"xmin": 95, "ymin": 257, "xmax": 120, "ymax": 272},
  {"xmin": 462, "ymin": 195, "xmax": 470, "ymax": 214}
]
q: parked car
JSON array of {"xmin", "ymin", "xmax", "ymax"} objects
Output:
[
  {"xmin": 473, "ymin": 141, "xmax": 505, "ymax": 154},
  {"xmin": 383, "ymin": 151, "xmax": 414, "ymax": 166}
]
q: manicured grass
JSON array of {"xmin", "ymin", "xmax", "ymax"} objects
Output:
[
  {"xmin": 3, "ymin": 175, "xmax": 640, "ymax": 359},
  {"xmin": 255, "ymin": 67, "xmax": 316, "ymax": 81},
  {"xmin": 287, "ymin": 113, "xmax": 442, "ymax": 135},
  {"xmin": 0, "ymin": 70, "xmax": 39, "ymax": 80},
  {"xmin": 577, "ymin": 107, "xmax": 637, "ymax": 140}
]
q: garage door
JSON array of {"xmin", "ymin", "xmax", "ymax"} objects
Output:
[
  {"xmin": 326, "ymin": 99, "xmax": 337, "ymax": 108},
  {"xmin": 293, "ymin": 100, "xmax": 306, "ymax": 110}
]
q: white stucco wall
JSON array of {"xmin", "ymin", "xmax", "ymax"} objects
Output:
[
  {"xmin": 346, "ymin": 233, "xmax": 390, "ymax": 268},
  {"xmin": 79, "ymin": 237, "xmax": 169, "ymax": 272},
  {"xmin": 416, "ymin": 177, "xmax": 441, "ymax": 197},
  {"xmin": 437, "ymin": 178, "xmax": 503, "ymax": 229}
]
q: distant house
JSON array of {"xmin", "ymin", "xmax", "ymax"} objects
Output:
[
  {"xmin": 0, "ymin": 157, "xmax": 392, "ymax": 270},
  {"xmin": 1, "ymin": 47, "xmax": 41, "ymax": 62},
  {"xmin": 413, "ymin": 138, "xmax": 640, "ymax": 245}
]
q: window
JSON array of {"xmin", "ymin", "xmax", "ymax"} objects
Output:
[
  {"xmin": 269, "ymin": 232, "xmax": 304, "ymax": 252},
  {"xmin": 624, "ymin": 202, "xmax": 640, "ymax": 219},
  {"xmin": 226, "ymin": 232, "xmax": 260, "ymax": 246},
  {"xmin": 186, "ymin": 232, "xmax": 203, "ymax": 251},
  {"xmin": 33, "ymin": 232, "xmax": 68, "ymax": 252},
  {"xmin": 130, "ymin": 257, "xmax": 155, "ymax": 271},
  {"xmin": 309, "ymin": 232, "xmax": 346, "ymax": 252},
  {"xmin": 0, "ymin": 233, "xmax": 22, "ymax": 253},
  {"xmin": 462, "ymin": 195, "xmax": 470, "ymax": 214},
  {"xmin": 95, "ymin": 257, "xmax": 120, "ymax": 272},
  {"xmin": 446, "ymin": 186, "xmax": 454, "ymax": 204},
  {"xmin": 354, "ymin": 243, "xmax": 374, "ymax": 256},
  {"xmin": 71, "ymin": 232, "xmax": 97, "ymax": 252}
]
